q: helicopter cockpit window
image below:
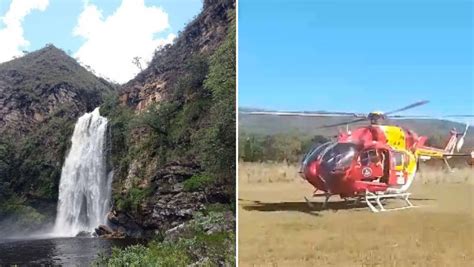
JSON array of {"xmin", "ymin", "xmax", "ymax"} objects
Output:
[
  {"xmin": 321, "ymin": 143, "xmax": 359, "ymax": 169},
  {"xmin": 302, "ymin": 142, "xmax": 333, "ymax": 166}
]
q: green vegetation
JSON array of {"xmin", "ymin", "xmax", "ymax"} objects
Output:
[
  {"xmin": 0, "ymin": 195, "xmax": 46, "ymax": 229},
  {"xmin": 115, "ymin": 187, "xmax": 154, "ymax": 213},
  {"xmin": 0, "ymin": 111, "xmax": 76, "ymax": 226},
  {"xmin": 183, "ymin": 174, "xmax": 214, "ymax": 192},
  {"xmin": 95, "ymin": 211, "xmax": 235, "ymax": 267},
  {"xmin": 198, "ymin": 14, "xmax": 236, "ymax": 185},
  {"xmin": 98, "ymin": 242, "xmax": 190, "ymax": 267},
  {"xmin": 96, "ymin": 232, "xmax": 235, "ymax": 267}
]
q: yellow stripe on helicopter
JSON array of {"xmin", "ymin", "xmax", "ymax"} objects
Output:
[{"xmin": 379, "ymin": 125, "xmax": 406, "ymax": 150}]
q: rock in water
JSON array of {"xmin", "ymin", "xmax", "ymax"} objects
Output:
[
  {"xmin": 95, "ymin": 224, "xmax": 125, "ymax": 239},
  {"xmin": 94, "ymin": 224, "xmax": 113, "ymax": 236},
  {"xmin": 76, "ymin": 231, "xmax": 91, "ymax": 237}
]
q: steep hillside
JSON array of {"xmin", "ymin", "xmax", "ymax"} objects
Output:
[
  {"xmin": 0, "ymin": 44, "xmax": 115, "ymax": 135},
  {"xmin": 0, "ymin": 45, "xmax": 115, "ymax": 233}
]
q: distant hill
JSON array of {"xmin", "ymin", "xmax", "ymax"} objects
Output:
[
  {"xmin": 239, "ymin": 107, "xmax": 474, "ymax": 150},
  {"xmin": 0, "ymin": 44, "xmax": 115, "ymax": 135}
]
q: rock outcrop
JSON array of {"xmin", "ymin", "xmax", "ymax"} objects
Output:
[
  {"xmin": 120, "ymin": 0, "xmax": 234, "ymax": 111},
  {"xmin": 108, "ymin": 159, "xmax": 232, "ymax": 238}
]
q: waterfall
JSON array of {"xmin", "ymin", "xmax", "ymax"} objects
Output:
[{"xmin": 53, "ymin": 107, "xmax": 111, "ymax": 237}]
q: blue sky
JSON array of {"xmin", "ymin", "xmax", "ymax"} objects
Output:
[
  {"xmin": 0, "ymin": 0, "xmax": 202, "ymax": 83},
  {"xmin": 239, "ymin": 0, "xmax": 473, "ymax": 120}
]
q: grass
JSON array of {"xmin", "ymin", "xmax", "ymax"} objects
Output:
[
  {"xmin": 238, "ymin": 162, "xmax": 474, "ymax": 267},
  {"xmin": 239, "ymin": 161, "xmax": 299, "ymax": 184}
]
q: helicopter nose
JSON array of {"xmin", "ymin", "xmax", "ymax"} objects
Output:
[{"xmin": 303, "ymin": 161, "xmax": 318, "ymax": 179}]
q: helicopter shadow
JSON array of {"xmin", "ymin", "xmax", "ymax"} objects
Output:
[
  {"xmin": 239, "ymin": 197, "xmax": 436, "ymax": 215},
  {"xmin": 239, "ymin": 198, "xmax": 367, "ymax": 215}
]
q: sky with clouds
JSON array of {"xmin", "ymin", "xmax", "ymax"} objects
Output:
[{"xmin": 0, "ymin": 0, "xmax": 202, "ymax": 83}]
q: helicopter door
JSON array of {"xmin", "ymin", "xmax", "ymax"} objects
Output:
[
  {"xmin": 357, "ymin": 149, "xmax": 385, "ymax": 181},
  {"xmin": 389, "ymin": 150, "xmax": 407, "ymax": 185}
]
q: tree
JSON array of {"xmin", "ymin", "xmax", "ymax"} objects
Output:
[
  {"xmin": 199, "ymin": 15, "xmax": 236, "ymax": 183},
  {"xmin": 132, "ymin": 56, "xmax": 143, "ymax": 71}
]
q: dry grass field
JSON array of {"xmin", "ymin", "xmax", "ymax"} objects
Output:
[{"xmin": 238, "ymin": 162, "xmax": 474, "ymax": 267}]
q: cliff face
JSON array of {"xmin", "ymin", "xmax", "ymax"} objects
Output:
[
  {"xmin": 103, "ymin": 0, "xmax": 236, "ymax": 240},
  {"xmin": 120, "ymin": 0, "xmax": 234, "ymax": 111},
  {"xmin": 0, "ymin": 45, "xmax": 115, "ymax": 135}
]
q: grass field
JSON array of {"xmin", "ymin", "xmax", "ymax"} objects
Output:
[{"xmin": 238, "ymin": 162, "xmax": 474, "ymax": 267}]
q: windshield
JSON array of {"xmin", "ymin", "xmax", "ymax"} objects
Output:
[
  {"xmin": 302, "ymin": 141, "xmax": 334, "ymax": 166},
  {"xmin": 321, "ymin": 143, "xmax": 359, "ymax": 169}
]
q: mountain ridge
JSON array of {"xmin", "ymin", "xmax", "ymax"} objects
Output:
[
  {"xmin": 239, "ymin": 107, "xmax": 474, "ymax": 151},
  {"xmin": 0, "ymin": 44, "xmax": 115, "ymax": 135}
]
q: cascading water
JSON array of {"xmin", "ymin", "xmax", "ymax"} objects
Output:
[{"xmin": 53, "ymin": 107, "xmax": 112, "ymax": 237}]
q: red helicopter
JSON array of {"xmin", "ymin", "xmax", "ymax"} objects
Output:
[{"xmin": 244, "ymin": 101, "xmax": 474, "ymax": 212}]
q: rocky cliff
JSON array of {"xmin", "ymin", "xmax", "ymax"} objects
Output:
[
  {"xmin": 101, "ymin": 0, "xmax": 236, "ymax": 242},
  {"xmin": 120, "ymin": 0, "xmax": 234, "ymax": 111}
]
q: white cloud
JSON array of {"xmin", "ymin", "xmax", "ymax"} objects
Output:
[
  {"xmin": 73, "ymin": 0, "xmax": 175, "ymax": 83},
  {"xmin": 0, "ymin": 0, "xmax": 49, "ymax": 63}
]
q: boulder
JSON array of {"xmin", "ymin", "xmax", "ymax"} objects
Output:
[
  {"xmin": 94, "ymin": 224, "xmax": 126, "ymax": 239},
  {"xmin": 75, "ymin": 231, "xmax": 91, "ymax": 237},
  {"xmin": 94, "ymin": 224, "xmax": 113, "ymax": 236}
]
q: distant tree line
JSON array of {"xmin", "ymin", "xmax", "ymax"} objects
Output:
[{"xmin": 239, "ymin": 132, "xmax": 330, "ymax": 163}]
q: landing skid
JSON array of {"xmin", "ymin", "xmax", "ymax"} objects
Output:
[
  {"xmin": 364, "ymin": 190, "xmax": 416, "ymax": 213},
  {"xmin": 304, "ymin": 190, "xmax": 418, "ymax": 213}
]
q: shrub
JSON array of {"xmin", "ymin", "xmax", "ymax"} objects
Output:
[
  {"xmin": 115, "ymin": 187, "xmax": 153, "ymax": 213},
  {"xmin": 183, "ymin": 174, "xmax": 214, "ymax": 192},
  {"xmin": 95, "ymin": 241, "xmax": 191, "ymax": 267},
  {"xmin": 95, "ymin": 212, "xmax": 235, "ymax": 267}
]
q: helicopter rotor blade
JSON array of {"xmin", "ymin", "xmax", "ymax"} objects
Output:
[
  {"xmin": 240, "ymin": 111, "xmax": 360, "ymax": 117},
  {"xmin": 383, "ymin": 100, "xmax": 430, "ymax": 116},
  {"xmin": 388, "ymin": 114, "xmax": 474, "ymax": 119},
  {"xmin": 317, "ymin": 118, "xmax": 368, "ymax": 129},
  {"xmin": 442, "ymin": 115, "xmax": 474, "ymax": 118}
]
